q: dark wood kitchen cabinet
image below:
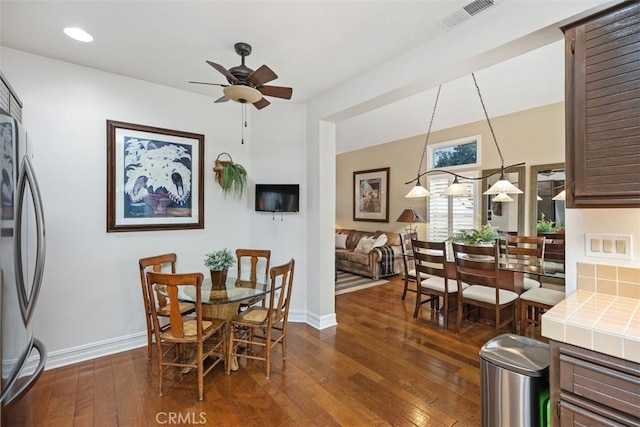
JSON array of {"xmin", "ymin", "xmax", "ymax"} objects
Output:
[
  {"xmin": 562, "ymin": 1, "xmax": 640, "ymax": 208},
  {"xmin": 549, "ymin": 340, "xmax": 640, "ymax": 426}
]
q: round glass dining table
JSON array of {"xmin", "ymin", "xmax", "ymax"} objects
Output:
[{"xmin": 168, "ymin": 275, "xmax": 280, "ymax": 371}]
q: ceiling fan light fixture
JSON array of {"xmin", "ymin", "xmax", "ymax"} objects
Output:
[{"xmin": 223, "ymin": 85, "xmax": 262, "ymax": 104}]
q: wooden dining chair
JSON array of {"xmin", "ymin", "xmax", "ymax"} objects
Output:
[
  {"xmin": 236, "ymin": 249, "xmax": 271, "ymax": 312},
  {"xmin": 399, "ymin": 232, "xmax": 428, "ymax": 300},
  {"xmin": 542, "ymin": 232, "xmax": 565, "ymax": 262},
  {"xmin": 138, "ymin": 253, "xmax": 194, "ymax": 360},
  {"xmin": 519, "ymin": 287, "xmax": 565, "ymax": 335},
  {"xmin": 228, "ymin": 258, "xmax": 295, "ymax": 379},
  {"xmin": 505, "ymin": 235, "xmax": 546, "ymax": 290},
  {"xmin": 452, "ymin": 242, "xmax": 519, "ymax": 334},
  {"xmin": 146, "ymin": 272, "xmax": 226, "ymax": 401},
  {"xmin": 412, "ymin": 239, "xmax": 464, "ymax": 328}
]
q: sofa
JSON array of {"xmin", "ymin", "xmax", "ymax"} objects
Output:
[{"xmin": 335, "ymin": 229, "xmax": 403, "ymax": 280}]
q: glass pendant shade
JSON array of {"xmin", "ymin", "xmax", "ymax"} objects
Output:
[
  {"xmin": 405, "ymin": 179, "xmax": 430, "ymax": 198},
  {"xmin": 537, "ymin": 195, "xmax": 543, "ymax": 201},
  {"xmin": 483, "ymin": 173, "xmax": 523, "ymax": 195},
  {"xmin": 492, "ymin": 192, "xmax": 514, "ymax": 202},
  {"xmin": 552, "ymin": 190, "xmax": 566, "ymax": 201},
  {"xmin": 442, "ymin": 177, "xmax": 471, "ymax": 196}
]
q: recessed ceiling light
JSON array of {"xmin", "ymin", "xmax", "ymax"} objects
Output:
[{"xmin": 63, "ymin": 27, "xmax": 93, "ymax": 43}]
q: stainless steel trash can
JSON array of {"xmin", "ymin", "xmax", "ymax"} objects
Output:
[{"xmin": 480, "ymin": 333, "xmax": 550, "ymax": 427}]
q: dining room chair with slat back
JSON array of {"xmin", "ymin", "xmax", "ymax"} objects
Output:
[
  {"xmin": 519, "ymin": 286, "xmax": 565, "ymax": 336},
  {"xmin": 138, "ymin": 253, "xmax": 194, "ymax": 360},
  {"xmin": 542, "ymin": 232, "xmax": 565, "ymax": 262},
  {"xmin": 400, "ymin": 232, "xmax": 428, "ymax": 300},
  {"xmin": 505, "ymin": 235, "xmax": 546, "ymax": 291},
  {"xmin": 236, "ymin": 249, "xmax": 271, "ymax": 312},
  {"xmin": 412, "ymin": 239, "xmax": 465, "ymax": 329},
  {"xmin": 452, "ymin": 242, "xmax": 519, "ymax": 334},
  {"xmin": 228, "ymin": 258, "xmax": 295, "ymax": 379},
  {"xmin": 146, "ymin": 271, "xmax": 226, "ymax": 401}
]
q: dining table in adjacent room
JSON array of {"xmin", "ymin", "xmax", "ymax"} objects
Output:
[{"xmin": 441, "ymin": 246, "xmax": 565, "ymax": 328}]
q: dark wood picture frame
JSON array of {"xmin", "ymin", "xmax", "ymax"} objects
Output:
[
  {"xmin": 353, "ymin": 167, "xmax": 390, "ymax": 222},
  {"xmin": 106, "ymin": 120, "xmax": 204, "ymax": 232}
]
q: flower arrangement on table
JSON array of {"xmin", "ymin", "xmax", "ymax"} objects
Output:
[{"xmin": 449, "ymin": 223, "xmax": 501, "ymax": 245}]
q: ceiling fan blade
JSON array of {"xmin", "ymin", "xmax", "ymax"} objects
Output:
[
  {"xmin": 188, "ymin": 81, "xmax": 227, "ymax": 87},
  {"xmin": 253, "ymin": 97, "xmax": 271, "ymax": 110},
  {"xmin": 214, "ymin": 95, "xmax": 230, "ymax": 103},
  {"xmin": 206, "ymin": 60, "xmax": 238, "ymax": 83},
  {"xmin": 249, "ymin": 65, "xmax": 278, "ymax": 86},
  {"xmin": 258, "ymin": 85, "xmax": 293, "ymax": 100}
]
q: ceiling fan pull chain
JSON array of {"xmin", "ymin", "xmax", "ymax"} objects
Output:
[{"xmin": 241, "ymin": 104, "xmax": 245, "ymax": 144}]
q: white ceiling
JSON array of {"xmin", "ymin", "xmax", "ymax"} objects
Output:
[{"xmin": 0, "ymin": 0, "xmax": 615, "ymax": 152}]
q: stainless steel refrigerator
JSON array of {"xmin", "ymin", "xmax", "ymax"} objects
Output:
[{"xmin": 0, "ymin": 71, "xmax": 47, "ymax": 422}]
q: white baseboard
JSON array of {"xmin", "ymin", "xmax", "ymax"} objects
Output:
[
  {"xmin": 39, "ymin": 310, "xmax": 337, "ymax": 370},
  {"xmin": 43, "ymin": 332, "xmax": 147, "ymax": 371}
]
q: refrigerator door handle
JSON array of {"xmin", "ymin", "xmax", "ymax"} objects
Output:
[
  {"xmin": 0, "ymin": 337, "xmax": 47, "ymax": 407},
  {"xmin": 14, "ymin": 155, "xmax": 46, "ymax": 325}
]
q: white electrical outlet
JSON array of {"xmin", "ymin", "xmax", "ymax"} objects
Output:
[{"xmin": 585, "ymin": 234, "xmax": 632, "ymax": 260}]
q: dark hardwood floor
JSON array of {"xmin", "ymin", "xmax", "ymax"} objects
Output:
[{"xmin": 3, "ymin": 275, "xmax": 545, "ymax": 426}]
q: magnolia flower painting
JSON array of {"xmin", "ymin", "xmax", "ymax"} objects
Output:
[
  {"xmin": 123, "ymin": 137, "xmax": 192, "ymax": 217},
  {"xmin": 107, "ymin": 120, "xmax": 204, "ymax": 232}
]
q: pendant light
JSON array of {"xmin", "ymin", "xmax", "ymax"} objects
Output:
[
  {"xmin": 405, "ymin": 85, "xmax": 441, "ymax": 198},
  {"xmin": 472, "ymin": 73, "xmax": 523, "ymax": 196},
  {"xmin": 404, "ymin": 73, "xmax": 524, "ymax": 200}
]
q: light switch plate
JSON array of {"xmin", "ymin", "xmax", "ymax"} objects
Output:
[{"xmin": 585, "ymin": 234, "xmax": 632, "ymax": 260}]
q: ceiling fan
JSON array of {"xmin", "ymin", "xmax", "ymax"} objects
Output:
[{"xmin": 189, "ymin": 42, "xmax": 293, "ymax": 110}]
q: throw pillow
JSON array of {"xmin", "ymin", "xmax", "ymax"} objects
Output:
[
  {"xmin": 335, "ymin": 233, "xmax": 348, "ymax": 249},
  {"xmin": 354, "ymin": 236, "xmax": 376, "ymax": 253},
  {"xmin": 372, "ymin": 233, "xmax": 388, "ymax": 248}
]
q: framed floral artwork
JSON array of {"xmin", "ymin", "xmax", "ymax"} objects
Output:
[
  {"xmin": 106, "ymin": 120, "xmax": 204, "ymax": 232},
  {"xmin": 353, "ymin": 167, "xmax": 389, "ymax": 222}
]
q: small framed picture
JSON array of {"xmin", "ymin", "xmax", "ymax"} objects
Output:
[
  {"xmin": 353, "ymin": 167, "xmax": 390, "ymax": 222},
  {"xmin": 106, "ymin": 120, "xmax": 204, "ymax": 232}
]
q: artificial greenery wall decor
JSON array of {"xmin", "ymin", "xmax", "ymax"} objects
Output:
[{"xmin": 213, "ymin": 152, "xmax": 247, "ymax": 198}]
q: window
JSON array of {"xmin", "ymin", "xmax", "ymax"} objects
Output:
[
  {"xmin": 428, "ymin": 136, "xmax": 480, "ymax": 170},
  {"xmin": 428, "ymin": 174, "xmax": 476, "ymax": 242},
  {"xmin": 426, "ymin": 136, "xmax": 481, "ymax": 241}
]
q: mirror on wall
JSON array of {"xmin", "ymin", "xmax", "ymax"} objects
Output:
[
  {"xmin": 529, "ymin": 163, "xmax": 565, "ymax": 235},
  {"xmin": 481, "ymin": 165, "xmax": 525, "ymax": 235}
]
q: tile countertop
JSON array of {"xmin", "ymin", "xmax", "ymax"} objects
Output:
[{"xmin": 541, "ymin": 290, "xmax": 640, "ymax": 363}]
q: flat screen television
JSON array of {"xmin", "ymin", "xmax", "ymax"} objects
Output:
[{"xmin": 255, "ymin": 184, "xmax": 299, "ymax": 212}]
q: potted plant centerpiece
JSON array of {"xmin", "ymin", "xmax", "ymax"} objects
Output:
[
  {"xmin": 536, "ymin": 213, "xmax": 556, "ymax": 234},
  {"xmin": 449, "ymin": 223, "xmax": 501, "ymax": 245},
  {"xmin": 204, "ymin": 248, "xmax": 236, "ymax": 288}
]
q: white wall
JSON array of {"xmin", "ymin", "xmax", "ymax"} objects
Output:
[
  {"xmin": 0, "ymin": 47, "xmax": 307, "ymax": 368},
  {"xmin": 565, "ymin": 208, "xmax": 640, "ymax": 294},
  {"xmin": 248, "ymin": 105, "xmax": 308, "ymax": 319}
]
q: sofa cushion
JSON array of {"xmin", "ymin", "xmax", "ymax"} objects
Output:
[
  {"xmin": 335, "ymin": 248, "xmax": 371, "ymax": 266},
  {"xmin": 335, "ymin": 233, "xmax": 348, "ymax": 249},
  {"xmin": 376, "ymin": 231, "xmax": 401, "ymax": 247}
]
